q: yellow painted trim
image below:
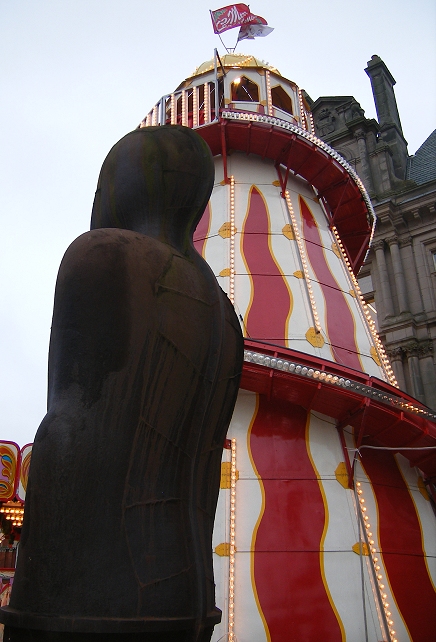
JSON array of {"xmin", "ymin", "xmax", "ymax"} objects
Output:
[
  {"xmin": 247, "ymin": 396, "xmax": 271, "ymax": 642},
  {"xmin": 299, "ymin": 196, "xmax": 364, "ymax": 370},
  {"xmin": 370, "ymin": 346, "xmax": 381, "ymax": 366},
  {"xmin": 219, "ymin": 221, "xmax": 234, "ymax": 238},
  {"xmin": 306, "ymin": 414, "xmax": 346, "ymax": 641},
  {"xmin": 282, "ymin": 223, "xmax": 295, "ymax": 240},
  {"xmin": 306, "ymin": 326, "xmax": 325, "ymax": 348},
  {"xmin": 219, "ymin": 268, "xmax": 231, "ymax": 277},
  {"xmin": 418, "ymin": 476, "xmax": 430, "ymax": 501},
  {"xmin": 352, "ymin": 541, "xmax": 369, "ymax": 556},
  {"xmin": 293, "ymin": 270, "xmax": 304, "ymax": 279},
  {"xmin": 334, "ymin": 462, "xmax": 349, "ymax": 489},
  {"xmin": 215, "ymin": 542, "xmax": 231, "ymax": 556},
  {"xmin": 220, "ymin": 461, "xmax": 239, "ymax": 488}
]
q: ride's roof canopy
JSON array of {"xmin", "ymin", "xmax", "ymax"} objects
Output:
[{"xmin": 190, "ymin": 53, "xmax": 281, "ymax": 79}]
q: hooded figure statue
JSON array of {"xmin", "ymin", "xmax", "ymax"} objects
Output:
[{"xmin": 1, "ymin": 126, "xmax": 244, "ymax": 642}]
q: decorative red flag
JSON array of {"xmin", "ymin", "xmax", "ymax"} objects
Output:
[
  {"xmin": 210, "ymin": 4, "xmax": 254, "ymax": 34},
  {"xmin": 237, "ymin": 14, "xmax": 274, "ymax": 40}
]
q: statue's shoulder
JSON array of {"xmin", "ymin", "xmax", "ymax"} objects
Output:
[
  {"xmin": 62, "ymin": 228, "xmax": 160, "ymax": 256},
  {"xmin": 59, "ymin": 229, "xmax": 172, "ymax": 276}
]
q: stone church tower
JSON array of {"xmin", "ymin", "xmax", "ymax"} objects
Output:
[{"xmin": 311, "ymin": 55, "xmax": 436, "ymax": 410}]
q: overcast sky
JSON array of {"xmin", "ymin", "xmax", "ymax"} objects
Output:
[{"xmin": 1, "ymin": 0, "xmax": 435, "ymax": 447}]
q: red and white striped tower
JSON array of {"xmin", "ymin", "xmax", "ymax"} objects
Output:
[{"xmin": 140, "ymin": 53, "xmax": 436, "ymax": 642}]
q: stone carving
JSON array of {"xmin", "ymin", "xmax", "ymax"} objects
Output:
[
  {"xmin": 387, "ymin": 341, "xmax": 433, "ymax": 360},
  {"xmin": 386, "ymin": 346, "xmax": 404, "ymax": 361},
  {"xmin": 418, "ymin": 341, "xmax": 433, "ymax": 358},
  {"xmin": 316, "ymin": 107, "xmax": 336, "ymax": 136},
  {"xmin": 399, "ymin": 236, "xmax": 413, "ymax": 248},
  {"xmin": 386, "ymin": 235, "xmax": 399, "ymax": 247},
  {"xmin": 371, "ymin": 239, "xmax": 385, "ymax": 252},
  {"xmin": 1, "ymin": 126, "xmax": 244, "ymax": 641}
]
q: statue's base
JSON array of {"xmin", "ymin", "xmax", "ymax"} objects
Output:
[
  {"xmin": 3, "ymin": 629, "xmax": 215, "ymax": 641},
  {"xmin": 0, "ymin": 607, "xmax": 220, "ymax": 641}
]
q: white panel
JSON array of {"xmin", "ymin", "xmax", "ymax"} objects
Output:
[
  {"xmin": 287, "ymin": 172, "xmax": 316, "ymax": 201},
  {"xmin": 205, "ymin": 183, "xmax": 229, "ymax": 282},
  {"xmin": 212, "ymin": 391, "xmax": 266, "ymax": 642},
  {"xmin": 323, "ymin": 552, "xmax": 386, "ymax": 642},
  {"xmin": 233, "ymin": 552, "xmax": 267, "ymax": 642},
  {"xmin": 228, "ymin": 153, "xmax": 277, "ymax": 190}
]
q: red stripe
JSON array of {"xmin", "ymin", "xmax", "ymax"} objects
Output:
[
  {"xmin": 243, "ymin": 187, "xmax": 291, "ymax": 345},
  {"xmin": 193, "ymin": 202, "xmax": 211, "ymax": 257},
  {"xmin": 362, "ymin": 450, "xmax": 436, "ymax": 641},
  {"xmin": 299, "ymin": 197, "xmax": 361, "ymax": 370},
  {"xmin": 250, "ymin": 398, "xmax": 342, "ymax": 641}
]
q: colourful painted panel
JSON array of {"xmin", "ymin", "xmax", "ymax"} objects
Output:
[
  {"xmin": 299, "ymin": 196, "xmax": 362, "ymax": 371},
  {"xmin": 362, "ymin": 450, "xmax": 436, "ymax": 641},
  {"xmin": 0, "ymin": 442, "xmax": 19, "ymax": 502},
  {"xmin": 242, "ymin": 187, "xmax": 292, "ymax": 346},
  {"xmin": 249, "ymin": 397, "xmax": 343, "ymax": 641},
  {"xmin": 17, "ymin": 444, "xmax": 32, "ymax": 503},
  {"xmin": 193, "ymin": 201, "xmax": 211, "ymax": 257}
]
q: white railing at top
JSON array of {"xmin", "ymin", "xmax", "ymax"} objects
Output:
[{"xmin": 139, "ymin": 81, "xmax": 220, "ymax": 130}]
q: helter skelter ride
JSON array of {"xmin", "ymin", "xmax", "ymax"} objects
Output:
[{"xmin": 139, "ymin": 52, "xmax": 436, "ymax": 642}]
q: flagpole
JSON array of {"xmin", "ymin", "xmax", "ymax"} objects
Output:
[
  {"xmin": 233, "ymin": 32, "xmax": 240, "ymax": 53},
  {"xmin": 218, "ymin": 33, "xmax": 230, "ymax": 54}
]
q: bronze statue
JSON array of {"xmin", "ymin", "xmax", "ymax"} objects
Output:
[{"xmin": 1, "ymin": 126, "xmax": 243, "ymax": 641}]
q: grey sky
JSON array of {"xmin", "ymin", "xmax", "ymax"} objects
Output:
[{"xmin": 1, "ymin": 0, "xmax": 435, "ymax": 446}]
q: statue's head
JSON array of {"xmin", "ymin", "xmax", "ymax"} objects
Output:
[{"xmin": 91, "ymin": 125, "xmax": 214, "ymax": 253}]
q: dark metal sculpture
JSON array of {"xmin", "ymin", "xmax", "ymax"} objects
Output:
[{"xmin": 1, "ymin": 126, "xmax": 243, "ymax": 641}]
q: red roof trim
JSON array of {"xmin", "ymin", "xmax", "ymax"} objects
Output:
[
  {"xmin": 197, "ymin": 117, "xmax": 374, "ymax": 272},
  {"xmin": 240, "ymin": 339, "xmax": 436, "ymax": 478}
]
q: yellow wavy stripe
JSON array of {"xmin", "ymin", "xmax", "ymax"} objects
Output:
[{"xmin": 305, "ymin": 414, "xmax": 346, "ymax": 641}]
